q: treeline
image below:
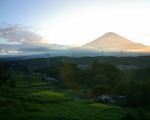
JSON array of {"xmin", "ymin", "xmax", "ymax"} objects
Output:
[
  {"xmin": 5, "ymin": 56, "xmax": 150, "ymax": 70},
  {"xmin": 35, "ymin": 60, "xmax": 150, "ymax": 107}
]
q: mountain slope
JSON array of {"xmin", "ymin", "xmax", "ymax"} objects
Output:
[{"xmin": 82, "ymin": 32, "xmax": 150, "ymax": 52}]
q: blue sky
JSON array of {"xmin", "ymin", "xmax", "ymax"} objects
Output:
[{"xmin": 1, "ymin": 0, "xmax": 150, "ymax": 56}]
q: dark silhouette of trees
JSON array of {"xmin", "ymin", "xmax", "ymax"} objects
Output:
[
  {"xmin": 0, "ymin": 64, "xmax": 12, "ymax": 85},
  {"xmin": 115, "ymin": 68, "xmax": 150, "ymax": 107},
  {"xmin": 0, "ymin": 63, "xmax": 16, "ymax": 88},
  {"xmin": 58, "ymin": 61, "xmax": 80, "ymax": 91},
  {"xmin": 90, "ymin": 61, "xmax": 121, "ymax": 87}
]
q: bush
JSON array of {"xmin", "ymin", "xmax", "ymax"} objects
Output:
[
  {"xmin": 0, "ymin": 97, "xmax": 40, "ymax": 112},
  {"xmin": 0, "ymin": 87, "xmax": 22, "ymax": 98},
  {"xmin": 137, "ymin": 110, "xmax": 149, "ymax": 120},
  {"xmin": 120, "ymin": 112, "xmax": 137, "ymax": 120},
  {"xmin": 8, "ymin": 79, "xmax": 16, "ymax": 88}
]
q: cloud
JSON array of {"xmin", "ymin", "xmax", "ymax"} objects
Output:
[
  {"xmin": 0, "ymin": 47, "xmax": 22, "ymax": 56},
  {"xmin": 0, "ymin": 24, "xmax": 70, "ymax": 56},
  {"xmin": 19, "ymin": 46, "xmax": 51, "ymax": 52},
  {"xmin": 0, "ymin": 25, "xmax": 44, "ymax": 45}
]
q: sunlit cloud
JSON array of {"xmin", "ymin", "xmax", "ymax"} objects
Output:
[
  {"xmin": 0, "ymin": 25, "xmax": 45, "ymax": 45},
  {"xmin": 0, "ymin": 47, "xmax": 21, "ymax": 56},
  {"xmin": 0, "ymin": 24, "xmax": 53, "ymax": 56},
  {"xmin": 0, "ymin": 24, "xmax": 71, "ymax": 56}
]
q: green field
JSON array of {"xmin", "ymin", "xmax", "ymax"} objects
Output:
[{"xmin": 0, "ymin": 75, "xmax": 149, "ymax": 120}]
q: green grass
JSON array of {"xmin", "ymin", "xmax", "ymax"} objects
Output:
[
  {"xmin": 90, "ymin": 103, "xmax": 119, "ymax": 109},
  {"xmin": 0, "ymin": 75, "xmax": 149, "ymax": 120},
  {"xmin": 28, "ymin": 90, "xmax": 69, "ymax": 104},
  {"xmin": 30, "ymin": 90, "xmax": 65, "ymax": 97},
  {"xmin": 31, "ymin": 82, "xmax": 48, "ymax": 86},
  {"xmin": 27, "ymin": 100, "xmax": 123, "ymax": 120}
]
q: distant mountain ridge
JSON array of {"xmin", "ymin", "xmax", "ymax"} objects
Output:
[{"xmin": 82, "ymin": 32, "xmax": 150, "ymax": 52}]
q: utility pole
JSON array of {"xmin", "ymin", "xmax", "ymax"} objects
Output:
[
  {"xmin": 101, "ymin": 51, "xmax": 104, "ymax": 57},
  {"xmin": 72, "ymin": 53, "xmax": 75, "ymax": 63},
  {"xmin": 120, "ymin": 50, "xmax": 122, "ymax": 56},
  {"xmin": 101, "ymin": 51, "xmax": 104, "ymax": 63}
]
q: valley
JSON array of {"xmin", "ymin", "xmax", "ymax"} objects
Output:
[{"xmin": 0, "ymin": 56, "xmax": 150, "ymax": 120}]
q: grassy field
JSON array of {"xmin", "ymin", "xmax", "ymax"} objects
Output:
[{"xmin": 0, "ymin": 75, "xmax": 149, "ymax": 120}]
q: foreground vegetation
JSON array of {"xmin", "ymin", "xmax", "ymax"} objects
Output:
[
  {"xmin": 1, "ymin": 81, "xmax": 149, "ymax": 120},
  {"xmin": 0, "ymin": 56, "xmax": 150, "ymax": 120},
  {"xmin": 0, "ymin": 81, "xmax": 123, "ymax": 120}
]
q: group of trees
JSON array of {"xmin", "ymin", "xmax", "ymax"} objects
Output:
[
  {"xmin": 0, "ymin": 61, "xmax": 31, "ymax": 88},
  {"xmin": 36, "ymin": 60, "xmax": 150, "ymax": 107},
  {"xmin": 0, "ymin": 63, "xmax": 16, "ymax": 88},
  {"xmin": 116, "ymin": 69, "xmax": 150, "ymax": 107}
]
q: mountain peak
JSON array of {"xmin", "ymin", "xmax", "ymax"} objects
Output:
[{"xmin": 104, "ymin": 32, "xmax": 116, "ymax": 35}]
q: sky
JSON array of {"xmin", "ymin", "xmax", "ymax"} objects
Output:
[{"xmin": 1, "ymin": 0, "xmax": 150, "ymax": 56}]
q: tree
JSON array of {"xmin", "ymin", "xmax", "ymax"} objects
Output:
[
  {"xmin": 0, "ymin": 63, "xmax": 14, "ymax": 87},
  {"xmin": 0, "ymin": 70, "xmax": 11, "ymax": 85},
  {"xmin": 58, "ymin": 61, "xmax": 80, "ymax": 91},
  {"xmin": 8, "ymin": 79, "xmax": 16, "ymax": 88},
  {"xmin": 92, "ymin": 84, "xmax": 112, "ymax": 97},
  {"xmin": 90, "ymin": 61, "xmax": 121, "ymax": 87}
]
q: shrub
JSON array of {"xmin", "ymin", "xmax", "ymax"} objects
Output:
[
  {"xmin": 8, "ymin": 79, "xmax": 16, "ymax": 88},
  {"xmin": 120, "ymin": 112, "xmax": 137, "ymax": 120}
]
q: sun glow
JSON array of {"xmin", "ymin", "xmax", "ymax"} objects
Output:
[{"xmin": 35, "ymin": 2, "xmax": 150, "ymax": 46}]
